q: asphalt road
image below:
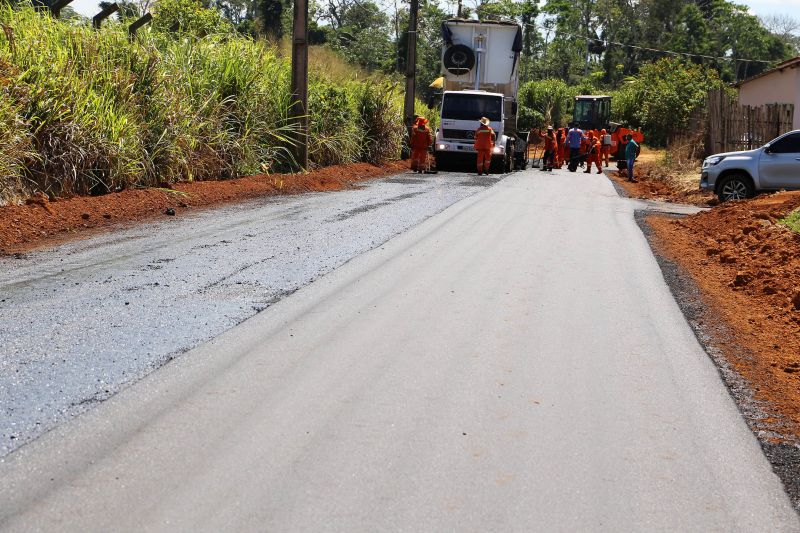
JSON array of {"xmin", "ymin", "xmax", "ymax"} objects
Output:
[
  {"xmin": 0, "ymin": 172, "xmax": 499, "ymax": 457},
  {"xmin": 1, "ymin": 168, "xmax": 797, "ymax": 531}
]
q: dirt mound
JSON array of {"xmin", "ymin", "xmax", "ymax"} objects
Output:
[
  {"xmin": 610, "ymin": 160, "xmax": 715, "ymax": 206},
  {"xmin": 649, "ymin": 190, "xmax": 800, "ymax": 440},
  {"xmin": 0, "ymin": 161, "xmax": 409, "ymax": 254}
]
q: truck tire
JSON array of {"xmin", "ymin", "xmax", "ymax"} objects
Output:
[
  {"xmin": 515, "ymin": 153, "xmax": 528, "ymax": 170},
  {"xmin": 434, "ymin": 153, "xmax": 449, "ymax": 172},
  {"xmin": 490, "ymin": 156, "xmax": 504, "ymax": 174},
  {"xmin": 717, "ymin": 173, "xmax": 754, "ymax": 202},
  {"xmin": 443, "ymin": 45, "xmax": 475, "ymax": 75}
]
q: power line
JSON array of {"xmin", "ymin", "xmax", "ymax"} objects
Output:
[{"xmin": 534, "ymin": 26, "xmax": 774, "ymax": 65}]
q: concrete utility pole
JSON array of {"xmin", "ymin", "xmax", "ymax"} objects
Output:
[
  {"xmin": 403, "ymin": 0, "xmax": 419, "ymax": 137},
  {"xmin": 291, "ymin": 0, "xmax": 309, "ymax": 169}
]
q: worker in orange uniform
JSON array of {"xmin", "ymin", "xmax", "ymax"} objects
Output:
[
  {"xmin": 579, "ymin": 132, "xmax": 590, "ymax": 168},
  {"xmin": 539, "ymin": 126, "xmax": 557, "ymax": 171},
  {"xmin": 555, "ymin": 128, "xmax": 565, "ymax": 168},
  {"xmin": 584, "ymin": 131, "xmax": 603, "ymax": 174},
  {"xmin": 474, "ymin": 117, "xmax": 496, "ymax": 175},
  {"xmin": 410, "ymin": 116, "xmax": 433, "ymax": 173},
  {"xmin": 600, "ymin": 128, "xmax": 612, "ymax": 167}
]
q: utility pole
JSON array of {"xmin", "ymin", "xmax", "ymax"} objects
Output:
[
  {"xmin": 456, "ymin": 0, "xmax": 462, "ymax": 18},
  {"xmin": 291, "ymin": 0, "xmax": 309, "ymax": 169},
  {"xmin": 403, "ymin": 0, "xmax": 419, "ymax": 142}
]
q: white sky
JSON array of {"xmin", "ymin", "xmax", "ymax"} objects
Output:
[{"xmin": 68, "ymin": 0, "xmax": 800, "ymax": 24}]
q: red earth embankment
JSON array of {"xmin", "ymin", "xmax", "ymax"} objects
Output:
[
  {"xmin": 0, "ymin": 161, "xmax": 409, "ymax": 254},
  {"xmin": 649, "ymin": 191, "xmax": 800, "ymax": 441}
]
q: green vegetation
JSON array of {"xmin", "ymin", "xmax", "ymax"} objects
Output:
[
  {"xmin": 0, "ymin": 4, "xmax": 404, "ymax": 204},
  {"xmin": 779, "ymin": 209, "xmax": 800, "ymax": 234},
  {"xmin": 1, "ymin": 0, "xmax": 797, "ymax": 202}
]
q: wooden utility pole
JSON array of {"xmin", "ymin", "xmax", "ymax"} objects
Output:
[
  {"xmin": 403, "ymin": 0, "xmax": 419, "ymax": 136},
  {"xmin": 291, "ymin": 0, "xmax": 309, "ymax": 168}
]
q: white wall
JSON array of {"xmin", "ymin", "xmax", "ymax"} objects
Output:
[{"xmin": 738, "ymin": 66, "xmax": 800, "ymax": 130}]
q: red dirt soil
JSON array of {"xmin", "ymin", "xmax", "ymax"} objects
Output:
[
  {"xmin": 609, "ymin": 162, "xmax": 716, "ymax": 207},
  {"xmin": 648, "ymin": 191, "xmax": 800, "ymax": 441},
  {"xmin": 0, "ymin": 161, "xmax": 409, "ymax": 254}
]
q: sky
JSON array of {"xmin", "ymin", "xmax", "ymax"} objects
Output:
[
  {"xmin": 68, "ymin": 0, "xmax": 800, "ymax": 23},
  {"xmin": 740, "ymin": 0, "xmax": 800, "ymax": 19}
]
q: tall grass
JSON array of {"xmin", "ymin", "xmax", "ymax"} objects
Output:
[{"xmin": 0, "ymin": 6, "xmax": 405, "ymax": 204}]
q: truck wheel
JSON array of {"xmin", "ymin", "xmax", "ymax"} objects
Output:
[
  {"xmin": 434, "ymin": 153, "xmax": 449, "ymax": 172},
  {"xmin": 717, "ymin": 174, "xmax": 754, "ymax": 202},
  {"xmin": 490, "ymin": 156, "xmax": 504, "ymax": 174}
]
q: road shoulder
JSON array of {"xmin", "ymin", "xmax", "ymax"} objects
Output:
[{"xmin": 637, "ymin": 211, "xmax": 800, "ymax": 512}]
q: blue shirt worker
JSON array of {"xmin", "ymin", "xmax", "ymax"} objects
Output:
[
  {"xmin": 566, "ymin": 124, "xmax": 584, "ymax": 172},
  {"xmin": 625, "ymin": 134, "xmax": 640, "ymax": 182}
]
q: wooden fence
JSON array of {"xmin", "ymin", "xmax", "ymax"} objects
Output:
[{"xmin": 706, "ymin": 88, "xmax": 794, "ymax": 155}]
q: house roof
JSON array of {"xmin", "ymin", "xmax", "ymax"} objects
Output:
[{"xmin": 735, "ymin": 56, "xmax": 800, "ymax": 87}]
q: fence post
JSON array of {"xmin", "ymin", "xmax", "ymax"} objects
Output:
[
  {"xmin": 93, "ymin": 3, "xmax": 119, "ymax": 29},
  {"xmin": 49, "ymin": 0, "xmax": 74, "ymax": 18},
  {"xmin": 128, "ymin": 13, "xmax": 152, "ymax": 38}
]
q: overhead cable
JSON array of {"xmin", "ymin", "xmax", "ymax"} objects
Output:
[{"xmin": 537, "ymin": 26, "xmax": 774, "ymax": 64}]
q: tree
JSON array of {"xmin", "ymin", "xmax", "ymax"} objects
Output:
[
  {"xmin": 762, "ymin": 14, "xmax": 800, "ymax": 54},
  {"xmin": 518, "ymin": 78, "xmax": 571, "ymax": 129},
  {"xmin": 613, "ymin": 58, "xmax": 723, "ymax": 145}
]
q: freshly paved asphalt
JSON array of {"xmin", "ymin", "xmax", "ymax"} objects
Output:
[
  {"xmin": 1, "ymin": 168, "xmax": 796, "ymax": 531},
  {"xmin": 0, "ymin": 172, "xmax": 499, "ymax": 457}
]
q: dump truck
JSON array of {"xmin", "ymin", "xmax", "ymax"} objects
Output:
[
  {"xmin": 572, "ymin": 95, "xmax": 644, "ymax": 169},
  {"xmin": 431, "ymin": 19, "xmax": 527, "ymax": 173}
]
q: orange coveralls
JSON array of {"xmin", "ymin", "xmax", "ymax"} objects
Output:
[
  {"xmin": 474, "ymin": 125, "xmax": 496, "ymax": 174},
  {"xmin": 600, "ymin": 129, "xmax": 611, "ymax": 167},
  {"xmin": 585, "ymin": 136, "xmax": 602, "ymax": 173},
  {"xmin": 540, "ymin": 130, "xmax": 557, "ymax": 170},
  {"xmin": 410, "ymin": 125, "xmax": 433, "ymax": 172}
]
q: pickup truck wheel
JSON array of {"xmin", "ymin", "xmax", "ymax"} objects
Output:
[{"xmin": 717, "ymin": 174, "xmax": 754, "ymax": 202}]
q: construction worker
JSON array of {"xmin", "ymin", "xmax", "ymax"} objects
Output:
[
  {"xmin": 600, "ymin": 128, "xmax": 612, "ymax": 167},
  {"xmin": 579, "ymin": 131, "xmax": 590, "ymax": 168},
  {"xmin": 566, "ymin": 122, "xmax": 584, "ymax": 172},
  {"xmin": 584, "ymin": 132, "xmax": 603, "ymax": 174},
  {"xmin": 410, "ymin": 116, "xmax": 433, "ymax": 173},
  {"xmin": 555, "ymin": 128, "xmax": 565, "ymax": 168},
  {"xmin": 474, "ymin": 117, "xmax": 496, "ymax": 175},
  {"xmin": 625, "ymin": 133, "xmax": 640, "ymax": 182},
  {"xmin": 539, "ymin": 126, "xmax": 557, "ymax": 171}
]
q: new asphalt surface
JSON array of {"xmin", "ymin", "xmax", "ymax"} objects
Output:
[
  {"xmin": 0, "ymin": 172, "xmax": 500, "ymax": 457},
  {"xmin": 1, "ymin": 167, "xmax": 796, "ymax": 531}
]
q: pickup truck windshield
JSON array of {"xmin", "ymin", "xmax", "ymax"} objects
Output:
[{"xmin": 442, "ymin": 94, "xmax": 502, "ymax": 121}]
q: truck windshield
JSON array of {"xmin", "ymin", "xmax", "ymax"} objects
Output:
[{"xmin": 441, "ymin": 94, "xmax": 502, "ymax": 121}]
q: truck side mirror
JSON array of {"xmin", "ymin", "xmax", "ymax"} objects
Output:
[{"xmin": 426, "ymin": 95, "xmax": 436, "ymax": 110}]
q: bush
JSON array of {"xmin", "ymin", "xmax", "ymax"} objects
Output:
[
  {"xmin": 610, "ymin": 58, "xmax": 723, "ymax": 146},
  {"xmin": 0, "ymin": 6, "xmax": 406, "ymax": 203}
]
